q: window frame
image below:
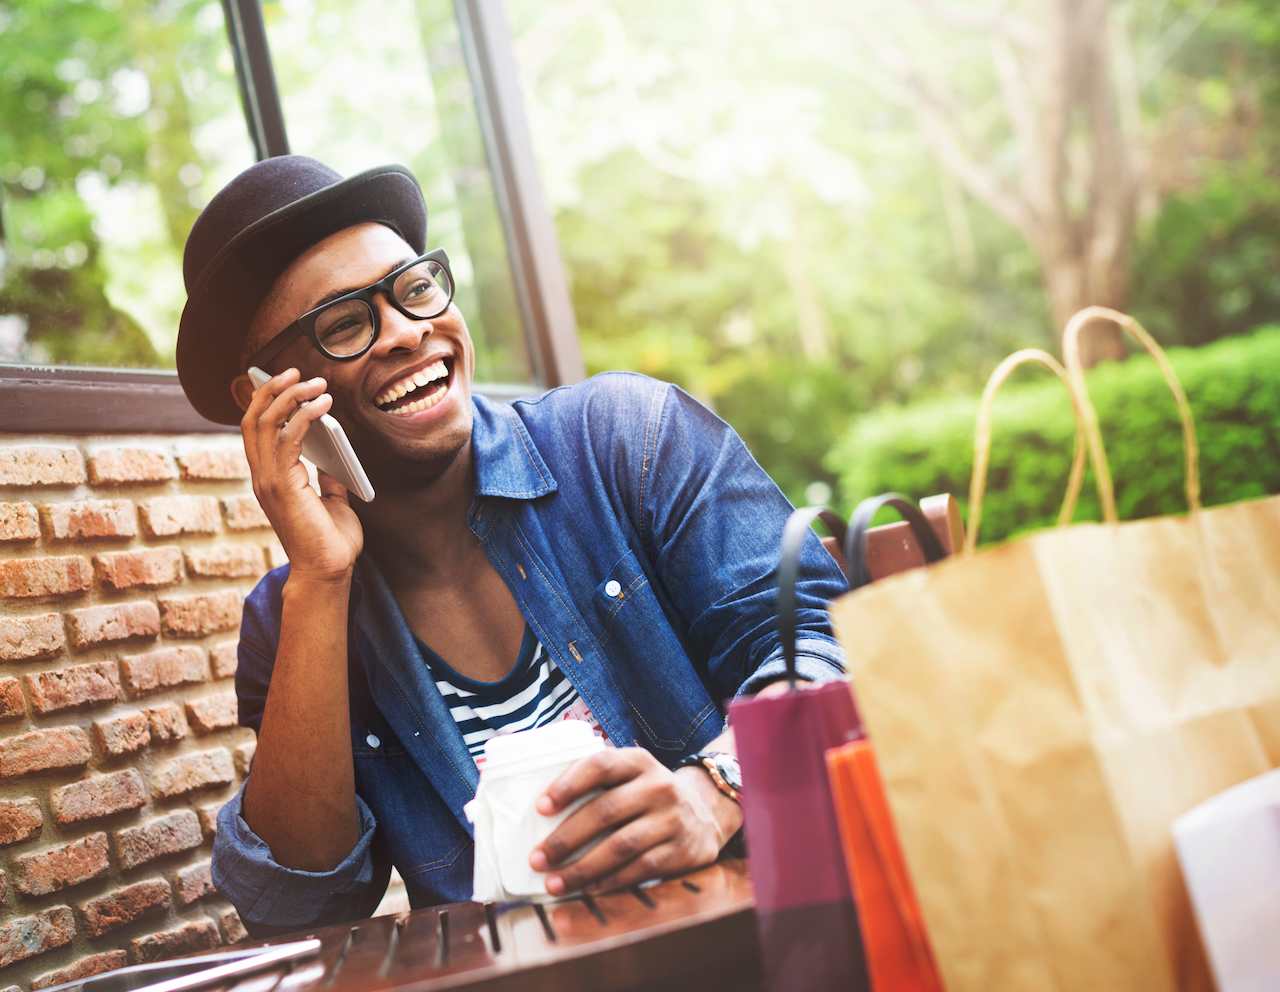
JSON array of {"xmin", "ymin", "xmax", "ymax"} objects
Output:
[{"xmin": 0, "ymin": 0, "xmax": 581, "ymax": 434}]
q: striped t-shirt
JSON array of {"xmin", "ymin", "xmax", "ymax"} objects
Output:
[{"xmin": 416, "ymin": 628, "xmax": 607, "ymax": 767}]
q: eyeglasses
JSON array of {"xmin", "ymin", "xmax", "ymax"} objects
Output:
[{"xmin": 248, "ymin": 249, "xmax": 454, "ymax": 369}]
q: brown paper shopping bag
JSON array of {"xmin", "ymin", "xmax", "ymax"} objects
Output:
[{"xmin": 829, "ymin": 309, "xmax": 1280, "ymax": 991}]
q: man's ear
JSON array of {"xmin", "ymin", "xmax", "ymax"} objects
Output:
[{"xmin": 229, "ymin": 373, "xmax": 256, "ymax": 414}]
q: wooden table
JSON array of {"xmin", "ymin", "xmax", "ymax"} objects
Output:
[{"xmin": 229, "ymin": 860, "xmax": 761, "ymax": 992}]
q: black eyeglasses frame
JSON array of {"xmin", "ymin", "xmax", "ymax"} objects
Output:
[{"xmin": 247, "ymin": 248, "xmax": 454, "ymax": 370}]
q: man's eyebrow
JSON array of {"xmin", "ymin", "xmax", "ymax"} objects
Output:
[{"xmin": 307, "ymin": 257, "xmax": 415, "ymax": 311}]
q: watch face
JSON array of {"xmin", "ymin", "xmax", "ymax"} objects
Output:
[{"xmin": 712, "ymin": 753, "xmax": 743, "ymax": 792}]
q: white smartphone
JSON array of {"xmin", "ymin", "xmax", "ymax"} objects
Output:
[{"xmin": 248, "ymin": 367, "xmax": 375, "ymax": 503}]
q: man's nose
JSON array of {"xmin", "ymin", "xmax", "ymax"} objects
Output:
[{"xmin": 369, "ymin": 292, "xmax": 431, "ymax": 356}]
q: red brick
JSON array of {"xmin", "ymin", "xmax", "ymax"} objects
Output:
[
  {"xmin": 113, "ymin": 811, "xmax": 202, "ymax": 870},
  {"xmin": 186, "ymin": 693, "xmax": 239, "ymax": 734},
  {"xmin": 0, "ymin": 446, "xmax": 86, "ymax": 487},
  {"xmin": 0, "ymin": 726, "xmax": 92, "ymax": 779},
  {"xmin": 120, "ymin": 646, "xmax": 208, "ymax": 696},
  {"xmin": 221, "ymin": 495, "xmax": 270, "ymax": 531},
  {"xmin": 159, "ymin": 590, "xmax": 242, "ymax": 638},
  {"xmin": 130, "ymin": 919, "xmax": 219, "ymax": 963},
  {"xmin": 0, "ymin": 612, "xmax": 66, "ymax": 662},
  {"xmin": 0, "ymin": 677, "xmax": 23, "ymax": 720},
  {"xmin": 218, "ymin": 907, "xmax": 248, "ymax": 944},
  {"xmin": 233, "ymin": 740, "xmax": 256, "ymax": 777},
  {"xmin": 0, "ymin": 797, "xmax": 43, "ymax": 846},
  {"xmin": 24, "ymin": 661, "xmax": 120, "ymax": 714},
  {"xmin": 149, "ymin": 748, "xmax": 234, "ymax": 798},
  {"xmin": 173, "ymin": 860, "xmax": 214, "ymax": 905},
  {"xmin": 264, "ymin": 540, "xmax": 288, "ymax": 569},
  {"xmin": 93, "ymin": 711, "xmax": 150, "ymax": 757},
  {"xmin": 196, "ymin": 803, "xmax": 221, "ymax": 840},
  {"xmin": 31, "ymin": 949, "xmax": 128, "ymax": 989},
  {"xmin": 51, "ymin": 769, "xmax": 147, "ymax": 825},
  {"xmin": 0, "ymin": 556, "xmax": 90, "ymax": 600},
  {"xmin": 0, "ymin": 501, "xmax": 39, "ymax": 542},
  {"xmin": 176, "ymin": 446, "xmax": 250, "ymax": 481},
  {"xmin": 86, "ymin": 447, "xmax": 177, "ymax": 486},
  {"xmin": 209, "ymin": 641, "xmax": 238, "ymax": 679},
  {"xmin": 41, "ymin": 499, "xmax": 136, "ymax": 541},
  {"xmin": 138, "ymin": 496, "xmax": 220, "ymax": 538},
  {"xmin": 80, "ymin": 878, "xmax": 171, "ymax": 937},
  {"xmin": 13, "ymin": 832, "xmax": 109, "ymax": 896},
  {"xmin": 94, "ymin": 547, "xmax": 184, "ymax": 590},
  {"xmin": 143, "ymin": 702, "xmax": 189, "ymax": 743},
  {"xmin": 184, "ymin": 544, "xmax": 265, "ymax": 579},
  {"xmin": 66, "ymin": 601, "xmax": 160, "ymax": 650},
  {"xmin": 0, "ymin": 906, "xmax": 75, "ymax": 968}
]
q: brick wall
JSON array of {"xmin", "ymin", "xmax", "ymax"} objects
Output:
[{"xmin": 0, "ymin": 435, "xmax": 280, "ymax": 988}]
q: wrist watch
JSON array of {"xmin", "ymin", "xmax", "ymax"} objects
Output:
[{"xmin": 676, "ymin": 750, "xmax": 742, "ymax": 803}]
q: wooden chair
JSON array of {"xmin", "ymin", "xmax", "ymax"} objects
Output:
[{"xmin": 821, "ymin": 494, "xmax": 964, "ymax": 581}]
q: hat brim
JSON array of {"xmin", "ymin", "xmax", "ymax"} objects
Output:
[{"xmin": 177, "ymin": 165, "xmax": 427, "ymax": 426}]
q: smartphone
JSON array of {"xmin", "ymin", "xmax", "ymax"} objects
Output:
[{"xmin": 248, "ymin": 367, "xmax": 375, "ymax": 503}]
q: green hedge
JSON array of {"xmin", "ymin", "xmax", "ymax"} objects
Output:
[{"xmin": 827, "ymin": 326, "xmax": 1280, "ymax": 544}]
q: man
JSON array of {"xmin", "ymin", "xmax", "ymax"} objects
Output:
[{"xmin": 177, "ymin": 156, "xmax": 845, "ymax": 934}]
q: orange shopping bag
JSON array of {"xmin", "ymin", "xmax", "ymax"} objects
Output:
[{"xmin": 828, "ymin": 740, "xmax": 944, "ymax": 992}]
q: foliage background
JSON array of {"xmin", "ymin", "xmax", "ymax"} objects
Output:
[{"xmin": 507, "ymin": 0, "xmax": 1280, "ymax": 531}]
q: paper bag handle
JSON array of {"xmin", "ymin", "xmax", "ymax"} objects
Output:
[
  {"xmin": 965, "ymin": 348, "xmax": 1093, "ymax": 552},
  {"xmin": 1063, "ymin": 306, "xmax": 1201, "ymax": 518},
  {"xmin": 846, "ymin": 494, "xmax": 948, "ymax": 590},
  {"xmin": 778, "ymin": 507, "xmax": 849, "ymax": 690}
]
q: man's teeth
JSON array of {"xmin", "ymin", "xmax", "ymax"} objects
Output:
[
  {"xmin": 388, "ymin": 381, "xmax": 450, "ymax": 416},
  {"xmin": 374, "ymin": 360, "xmax": 448, "ymax": 407}
]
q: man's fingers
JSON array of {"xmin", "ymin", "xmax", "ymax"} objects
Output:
[
  {"xmin": 242, "ymin": 368, "xmax": 300, "ymax": 470},
  {"xmin": 539, "ymin": 748, "xmax": 651, "ymax": 815},
  {"xmin": 535, "ymin": 780, "xmax": 650, "ymax": 868},
  {"xmin": 544, "ymin": 814, "xmax": 677, "ymax": 896},
  {"xmin": 316, "ymin": 470, "xmax": 349, "ymax": 501},
  {"xmin": 586, "ymin": 845, "xmax": 680, "ymax": 895},
  {"xmin": 261, "ymin": 377, "xmax": 327, "ymax": 433},
  {"xmin": 277, "ymin": 391, "xmax": 332, "ymax": 457}
]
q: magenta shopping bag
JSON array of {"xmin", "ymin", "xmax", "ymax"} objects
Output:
[{"xmin": 729, "ymin": 507, "xmax": 870, "ymax": 992}]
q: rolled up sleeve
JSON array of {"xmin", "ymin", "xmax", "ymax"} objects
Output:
[
  {"xmin": 737, "ymin": 636, "xmax": 847, "ymax": 697},
  {"xmin": 211, "ymin": 782, "xmax": 389, "ymax": 934}
]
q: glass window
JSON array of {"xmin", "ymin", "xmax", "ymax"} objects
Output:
[
  {"xmin": 0, "ymin": 0, "xmax": 254, "ymax": 369},
  {"xmin": 261, "ymin": 0, "xmax": 533, "ymax": 386}
]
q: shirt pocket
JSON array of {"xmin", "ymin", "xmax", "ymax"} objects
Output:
[
  {"xmin": 587, "ymin": 549, "xmax": 717, "ymax": 757},
  {"xmin": 590, "ymin": 549, "xmax": 653, "ymax": 636}
]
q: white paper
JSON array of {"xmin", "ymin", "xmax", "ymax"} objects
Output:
[{"xmin": 1173, "ymin": 768, "xmax": 1280, "ymax": 991}]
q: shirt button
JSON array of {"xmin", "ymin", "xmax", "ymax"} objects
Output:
[
  {"xmin": 604, "ymin": 580, "xmax": 622, "ymax": 598},
  {"xmin": 366, "ymin": 733, "xmax": 380, "ymax": 748}
]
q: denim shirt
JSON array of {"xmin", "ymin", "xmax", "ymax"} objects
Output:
[{"xmin": 212, "ymin": 372, "xmax": 847, "ymax": 933}]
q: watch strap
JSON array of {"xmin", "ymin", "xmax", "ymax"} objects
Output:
[{"xmin": 678, "ymin": 750, "xmax": 741, "ymax": 803}]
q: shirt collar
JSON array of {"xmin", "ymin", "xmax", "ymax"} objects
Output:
[
  {"xmin": 469, "ymin": 394, "xmax": 558, "ymax": 500},
  {"xmin": 348, "ymin": 394, "xmax": 555, "ymax": 607}
]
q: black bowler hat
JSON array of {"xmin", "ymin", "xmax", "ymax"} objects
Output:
[{"xmin": 176, "ymin": 155, "xmax": 427, "ymax": 425}]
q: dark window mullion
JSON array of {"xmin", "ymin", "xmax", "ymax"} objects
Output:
[
  {"xmin": 221, "ymin": 0, "xmax": 290, "ymax": 160},
  {"xmin": 453, "ymin": 0, "xmax": 584, "ymax": 388}
]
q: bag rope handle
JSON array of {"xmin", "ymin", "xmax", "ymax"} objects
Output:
[
  {"xmin": 1063, "ymin": 306, "xmax": 1201, "ymax": 519},
  {"xmin": 966, "ymin": 348, "xmax": 1093, "ymax": 553}
]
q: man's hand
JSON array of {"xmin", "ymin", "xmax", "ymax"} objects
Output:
[
  {"xmin": 529, "ymin": 747, "xmax": 742, "ymax": 896},
  {"xmin": 241, "ymin": 367, "xmax": 363, "ymax": 582}
]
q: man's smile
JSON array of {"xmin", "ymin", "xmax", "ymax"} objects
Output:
[{"xmin": 371, "ymin": 355, "xmax": 455, "ymax": 416}]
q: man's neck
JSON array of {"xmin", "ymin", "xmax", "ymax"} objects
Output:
[{"xmin": 359, "ymin": 441, "xmax": 478, "ymax": 588}]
